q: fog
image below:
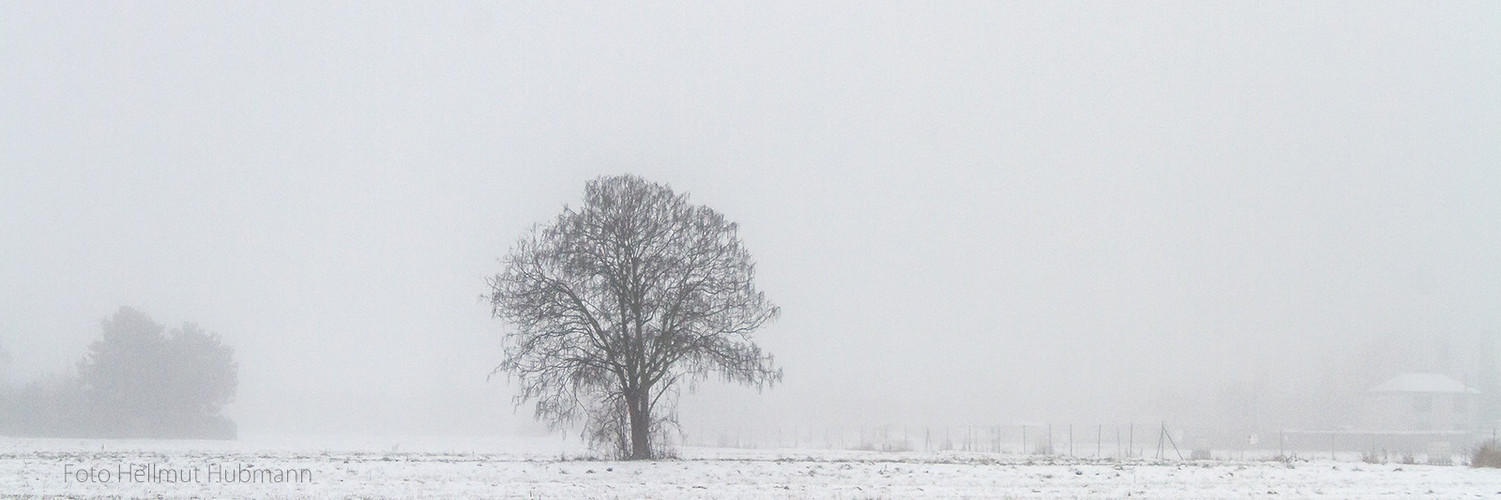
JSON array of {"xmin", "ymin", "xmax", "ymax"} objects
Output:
[{"xmin": 2, "ymin": 2, "xmax": 1498, "ymax": 439}]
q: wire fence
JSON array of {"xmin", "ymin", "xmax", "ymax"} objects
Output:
[
  {"xmin": 685, "ymin": 423, "xmax": 1196, "ymax": 458},
  {"xmin": 681, "ymin": 423, "xmax": 1501, "ymax": 463}
]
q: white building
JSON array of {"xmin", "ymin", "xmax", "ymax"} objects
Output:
[{"xmin": 1362, "ymin": 373, "xmax": 1481, "ymax": 432}]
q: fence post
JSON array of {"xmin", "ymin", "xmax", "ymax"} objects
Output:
[{"xmin": 1156, "ymin": 424, "xmax": 1163, "ymax": 460}]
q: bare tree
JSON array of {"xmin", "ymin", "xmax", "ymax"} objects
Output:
[{"xmin": 487, "ymin": 175, "xmax": 781, "ymax": 460}]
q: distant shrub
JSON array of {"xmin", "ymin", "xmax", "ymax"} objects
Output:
[
  {"xmin": 1472, "ymin": 440, "xmax": 1501, "ymax": 469},
  {"xmin": 0, "ymin": 374, "xmax": 85, "ymax": 436},
  {"xmin": 1190, "ymin": 449, "xmax": 1212, "ymax": 460}
]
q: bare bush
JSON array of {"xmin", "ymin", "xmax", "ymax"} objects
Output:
[{"xmin": 1472, "ymin": 440, "xmax": 1501, "ymax": 468}]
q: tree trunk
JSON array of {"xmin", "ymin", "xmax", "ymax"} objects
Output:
[{"xmin": 627, "ymin": 391, "xmax": 653, "ymax": 460}]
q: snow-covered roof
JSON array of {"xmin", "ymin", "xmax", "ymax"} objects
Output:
[{"xmin": 1367, "ymin": 373, "xmax": 1480, "ymax": 394}]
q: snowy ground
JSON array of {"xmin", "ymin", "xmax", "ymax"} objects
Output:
[{"xmin": 3, "ymin": 436, "xmax": 1501, "ymax": 498}]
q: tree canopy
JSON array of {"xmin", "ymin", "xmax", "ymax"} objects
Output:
[
  {"xmin": 488, "ymin": 175, "xmax": 780, "ymax": 459},
  {"xmin": 0, "ymin": 307, "xmax": 237, "ymax": 439},
  {"xmin": 78, "ymin": 307, "xmax": 238, "ymax": 438}
]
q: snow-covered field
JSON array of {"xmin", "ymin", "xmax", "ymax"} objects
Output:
[{"xmin": 4, "ymin": 436, "xmax": 1500, "ymax": 498}]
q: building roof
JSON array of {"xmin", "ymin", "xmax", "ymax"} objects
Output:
[{"xmin": 1368, "ymin": 373, "xmax": 1480, "ymax": 394}]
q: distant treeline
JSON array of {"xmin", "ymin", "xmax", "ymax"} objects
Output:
[{"xmin": 0, "ymin": 307, "xmax": 237, "ymax": 439}]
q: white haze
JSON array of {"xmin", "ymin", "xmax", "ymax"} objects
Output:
[{"xmin": 2, "ymin": 2, "xmax": 1498, "ymax": 437}]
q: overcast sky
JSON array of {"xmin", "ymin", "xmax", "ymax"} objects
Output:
[{"xmin": 3, "ymin": 2, "xmax": 1498, "ymax": 436}]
